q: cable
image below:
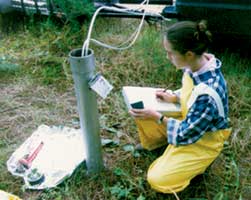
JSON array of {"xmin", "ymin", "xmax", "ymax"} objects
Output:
[
  {"xmin": 88, "ymin": 10, "xmax": 146, "ymax": 51},
  {"xmin": 82, "ymin": 6, "xmax": 132, "ymax": 56},
  {"xmin": 81, "ymin": 1, "xmax": 170, "ymax": 56},
  {"xmin": 89, "ymin": 11, "xmax": 170, "ymax": 50},
  {"xmin": 82, "ymin": 0, "xmax": 151, "ymax": 56}
]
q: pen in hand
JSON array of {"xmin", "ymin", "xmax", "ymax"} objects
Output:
[
  {"xmin": 156, "ymin": 88, "xmax": 168, "ymax": 100},
  {"xmin": 163, "ymin": 88, "xmax": 169, "ymax": 92},
  {"xmin": 156, "ymin": 87, "xmax": 176, "ymax": 101}
]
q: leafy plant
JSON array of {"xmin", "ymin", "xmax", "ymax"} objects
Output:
[{"xmin": 53, "ymin": 0, "xmax": 94, "ymax": 27}]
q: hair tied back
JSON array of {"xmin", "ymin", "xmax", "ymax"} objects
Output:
[
  {"xmin": 197, "ymin": 20, "xmax": 207, "ymax": 32},
  {"xmin": 195, "ymin": 20, "xmax": 212, "ymax": 43}
]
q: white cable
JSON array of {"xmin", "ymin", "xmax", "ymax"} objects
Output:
[
  {"xmin": 90, "ymin": 27, "xmax": 138, "ymax": 49},
  {"xmin": 89, "ymin": 9, "xmax": 146, "ymax": 50},
  {"xmin": 88, "ymin": 12, "xmax": 170, "ymax": 50},
  {"xmin": 82, "ymin": 0, "xmax": 170, "ymax": 56},
  {"xmin": 82, "ymin": 5, "xmax": 145, "ymax": 55},
  {"xmin": 82, "ymin": 6, "xmax": 132, "ymax": 56},
  {"xmin": 87, "ymin": 10, "xmax": 144, "ymax": 50},
  {"xmin": 82, "ymin": 0, "xmax": 149, "ymax": 56}
]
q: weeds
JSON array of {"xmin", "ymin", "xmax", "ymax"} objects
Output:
[
  {"xmin": 53, "ymin": 0, "xmax": 94, "ymax": 30},
  {"xmin": 0, "ymin": 16, "xmax": 251, "ymax": 200}
]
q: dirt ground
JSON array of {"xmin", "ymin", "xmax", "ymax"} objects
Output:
[{"xmin": 0, "ymin": 75, "xmax": 80, "ymax": 142}]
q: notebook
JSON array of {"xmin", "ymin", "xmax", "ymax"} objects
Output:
[{"xmin": 122, "ymin": 86, "xmax": 181, "ymax": 117}]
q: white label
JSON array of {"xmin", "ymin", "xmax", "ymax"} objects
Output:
[{"xmin": 89, "ymin": 74, "xmax": 113, "ymax": 99}]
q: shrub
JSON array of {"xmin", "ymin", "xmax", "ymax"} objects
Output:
[{"xmin": 53, "ymin": 0, "xmax": 94, "ymax": 27}]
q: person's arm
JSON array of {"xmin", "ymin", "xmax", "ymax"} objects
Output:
[
  {"xmin": 129, "ymin": 108, "xmax": 169, "ymax": 126},
  {"xmin": 167, "ymin": 94, "xmax": 218, "ymax": 145},
  {"xmin": 129, "ymin": 108, "xmax": 162, "ymax": 121}
]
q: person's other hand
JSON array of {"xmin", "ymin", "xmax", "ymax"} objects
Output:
[{"xmin": 129, "ymin": 108, "xmax": 161, "ymax": 121}]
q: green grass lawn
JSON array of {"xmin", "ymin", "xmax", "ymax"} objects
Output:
[{"xmin": 0, "ymin": 17, "xmax": 251, "ymax": 200}]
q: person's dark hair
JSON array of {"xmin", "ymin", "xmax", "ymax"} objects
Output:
[{"xmin": 165, "ymin": 20, "xmax": 212, "ymax": 55}]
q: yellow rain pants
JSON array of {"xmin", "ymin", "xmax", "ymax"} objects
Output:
[{"xmin": 135, "ymin": 73, "xmax": 231, "ymax": 193}]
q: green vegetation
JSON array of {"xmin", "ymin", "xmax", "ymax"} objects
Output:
[
  {"xmin": 0, "ymin": 16, "xmax": 251, "ymax": 200},
  {"xmin": 53, "ymin": 0, "xmax": 94, "ymax": 29}
]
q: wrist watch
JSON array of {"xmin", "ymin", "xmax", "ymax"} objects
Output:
[{"xmin": 157, "ymin": 115, "xmax": 165, "ymax": 124}]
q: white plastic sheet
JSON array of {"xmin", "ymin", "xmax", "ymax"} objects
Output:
[{"xmin": 7, "ymin": 125, "xmax": 86, "ymax": 189}]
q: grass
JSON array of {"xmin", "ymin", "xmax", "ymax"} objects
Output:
[{"xmin": 0, "ymin": 16, "xmax": 251, "ymax": 199}]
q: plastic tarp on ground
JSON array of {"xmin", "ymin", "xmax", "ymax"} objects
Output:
[{"xmin": 7, "ymin": 125, "xmax": 86, "ymax": 190}]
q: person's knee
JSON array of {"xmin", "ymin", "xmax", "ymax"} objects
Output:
[
  {"xmin": 147, "ymin": 168, "xmax": 160, "ymax": 187},
  {"xmin": 147, "ymin": 168, "xmax": 189, "ymax": 193},
  {"xmin": 147, "ymin": 168, "xmax": 171, "ymax": 193}
]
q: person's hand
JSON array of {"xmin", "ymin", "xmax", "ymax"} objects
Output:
[
  {"xmin": 129, "ymin": 108, "xmax": 161, "ymax": 121},
  {"xmin": 155, "ymin": 89, "xmax": 177, "ymax": 103}
]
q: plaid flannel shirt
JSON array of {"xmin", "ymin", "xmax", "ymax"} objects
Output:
[{"xmin": 167, "ymin": 56, "xmax": 229, "ymax": 146}]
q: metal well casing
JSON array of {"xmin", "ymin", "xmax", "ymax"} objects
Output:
[{"xmin": 69, "ymin": 48, "xmax": 103, "ymax": 173}]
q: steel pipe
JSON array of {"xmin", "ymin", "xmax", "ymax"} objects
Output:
[{"xmin": 69, "ymin": 48, "xmax": 103, "ymax": 173}]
